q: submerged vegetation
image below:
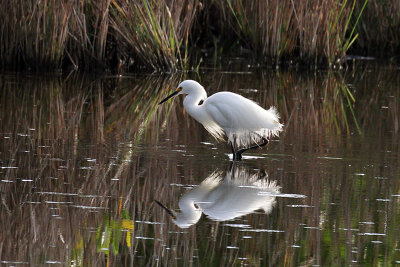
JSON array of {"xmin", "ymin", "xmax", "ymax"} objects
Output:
[{"xmin": 1, "ymin": 0, "xmax": 398, "ymax": 72}]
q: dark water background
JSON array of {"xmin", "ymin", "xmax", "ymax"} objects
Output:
[{"xmin": 0, "ymin": 63, "xmax": 399, "ymax": 266}]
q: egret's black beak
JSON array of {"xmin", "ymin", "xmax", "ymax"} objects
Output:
[
  {"xmin": 159, "ymin": 87, "xmax": 182, "ymax": 104},
  {"xmin": 154, "ymin": 200, "xmax": 176, "ymax": 219}
]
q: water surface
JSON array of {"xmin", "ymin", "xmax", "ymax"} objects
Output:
[{"xmin": 0, "ymin": 65, "xmax": 399, "ymax": 266}]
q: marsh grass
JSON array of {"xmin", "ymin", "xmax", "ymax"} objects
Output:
[
  {"xmin": 2, "ymin": 0, "xmax": 397, "ymax": 72},
  {"xmin": 66, "ymin": 0, "xmax": 111, "ymax": 70},
  {"xmin": 218, "ymin": 0, "xmax": 368, "ymax": 66},
  {"xmin": 0, "ymin": 0, "xmax": 71, "ymax": 70},
  {"xmin": 110, "ymin": 0, "xmax": 199, "ymax": 71},
  {"xmin": 223, "ymin": 0, "xmax": 296, "ymax": 64}
]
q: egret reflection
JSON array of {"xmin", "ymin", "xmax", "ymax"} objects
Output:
[{"xmin": 156, "ymin": 165, "xmax": 281, "ymax": 228}]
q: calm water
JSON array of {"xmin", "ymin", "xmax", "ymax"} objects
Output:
[{"xmin": 0, "ymin": 64, "xmax": 399, "ymax": 266}]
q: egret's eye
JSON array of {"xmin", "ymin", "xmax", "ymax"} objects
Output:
[
  {"xmin": 198, "ymin": 99, "xmax": 204, "ymax": 105},
  {"xmin": 176, "ymin": 87, "xmax": 182, "ymax": 92}
]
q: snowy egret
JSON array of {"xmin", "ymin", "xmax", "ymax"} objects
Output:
[
  {"xmin": 159, "ymin": 80, "xmax": 283, "ymax": 160},
  {"xmin": 155, "ymin": 165, "xmax": 280, "ymax": 228}
]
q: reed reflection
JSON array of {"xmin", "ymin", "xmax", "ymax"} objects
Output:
[
  {"xmin": 0, "ymin": 66, "xmax": 399, "ymax": 266},
  {"xmin": 156, "ymin": 164, "xmax": 280, "ymax": 228}
]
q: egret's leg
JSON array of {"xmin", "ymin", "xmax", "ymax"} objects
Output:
[
  {"xmin": 231, "ymin": 142, "xmax": 240, "ymax": 161},
  {"xmin": 230, "ymin": 142, "xmax": 242, "ymax": 160},
  {"xmin": 235, "ymin": 138, "xmax": 269, "ymax": 159},
  {"xmin": 234, "ymin": 152, "xmax": 242, "ymax": 161}
]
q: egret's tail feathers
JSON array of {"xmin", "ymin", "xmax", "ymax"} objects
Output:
[
  {"xmin": 267, "ymin": 106, "xmax": 280, "ymax": 119},
  {"xmin": 201, "ymin": 171, "xmax": 223, "ymax": 187},
  {"xmin": 203, "ymin": 121, "xmax": 225, "ymax": 142},
  {"xmin": 229, "ymin": 126, "xmax": 283, "ymax": 148},
  {"xmin": 230, "ymin": 168, "xmax": 280, "ymax": 191}
]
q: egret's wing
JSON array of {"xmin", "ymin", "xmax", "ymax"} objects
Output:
[
  {"xmin": 201, "ymin": 178, "xmax": 279, "ymax": 221},
  {"xmin": 205, "ymin": 92, "xmax": 283, "ymax": 147}
]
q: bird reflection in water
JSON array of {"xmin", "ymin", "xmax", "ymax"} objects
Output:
[{"xmin": 155, "ymin": 164, "xmax": 281, "ymax": 228}]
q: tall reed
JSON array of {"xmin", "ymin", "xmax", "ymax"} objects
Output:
[
  {"xmin": 66, "ymin": 0, "xmax": 112, "ymax": 70},
  {"xmin": 110, "ymin": 0, "xmax": 200, "ymax": 71},
  {"xmin": 223, "ymin": 0, "xmax": 296, "ymax": 64},
  {"xmin": 0, "ymin": 0, "xmax": 71, "ymax": 69},
  {"xmin": 213, "ymin": 0, "xmax": 367, "ymax": 65},
  {"xmin": 0, "ymin": 0, "xmax": 396, "ymax": 72}
]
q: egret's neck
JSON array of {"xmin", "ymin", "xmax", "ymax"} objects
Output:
[
  {"xmin": 183, "ymin": 90, "xmax": 208, "ymax": 122},
  {"xmin": 173, "ymin": 197, "xmax": 202, "ymax": 228}
]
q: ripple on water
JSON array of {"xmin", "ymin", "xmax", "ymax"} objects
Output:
[
  {"xmin": 359, "ymin": 221, "xmax": 375, "ymax": 225},
  {"xmin": 239, "ymin": 229, "xmax": 284, "ymax": 233},
  {"xmin": 135, "ymin": 236, "xmax": 163, "ymax": 241},
  {"xmin": 228, "ymin": 154, "xmax": 265, "ymax": 160},
  {"xmin": 358, "ymin": 233, "xmax": 385, "ymax": 236},
  {"xmin": 317, "ymin": 156, "xmax": 343, "ymax": 160},
  {"xmin": 45, "ymin": 260, "xmax": 63, "ymax": 264},
  {"xmin": 223, "ymin": 223, "xmax": 251, "ymax": 228},
  {"xmin": 136, "ymin": 220, "xmax": 164, "ymax": 225},
  {"xmin": 258, "ymin": 192, "xmax": 307, "ymax": 198},
  {"xmin": 36, "ymin": 192, "xmax": 78, "ymax": 196},
  {"xmin": 286, "ymin": 204, "xmax": 314, "ymax": 208},
  {"xmin": 71, "ymin": 205, "xmax": 108, "ymax": 210},
  {"xmin": 1, "ymin": 261, "xmax": 29, "ymax": 264}
]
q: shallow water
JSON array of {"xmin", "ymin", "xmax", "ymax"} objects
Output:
[{"xmin": 0, "ymin": 64, "xmax": 399, "ymax": 266}]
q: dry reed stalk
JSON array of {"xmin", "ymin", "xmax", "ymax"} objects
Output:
[
  {"xmin": 220, "ymin": 0, "xmax": 296, "ymax": 63},
  {"xmin": 0, "ymin": 0, "xmax": 393, "ymax": 71},
  {"xmin": 67, "ymin": 0, "xmax": 111, "ymax": 69},
  {"xmin": 109, "ymin": 0, "xmax": 200, "ymax": 71},
  {"xmin": 217, "ymin": 0, "xmax": 366, "ymax": 65},
  {"xmin": 0, "ymin": 0, "xmax": 72, "ymax": 69}
]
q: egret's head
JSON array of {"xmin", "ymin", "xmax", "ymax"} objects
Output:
[
  {"xmin": 159, "ymin": 80, "xmax": 204, "ymax": 104},
  {"xmin": 154, "ymin": 199, "xmax": 201, "ymax": 229},
  {"xmin": 177, "ymin": 80, "xmax": 203, "ymax": 95}
]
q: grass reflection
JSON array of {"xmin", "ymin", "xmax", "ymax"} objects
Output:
[{"xmin": 0, "ymin": 67, "xmax": 399, "ymax": 266}]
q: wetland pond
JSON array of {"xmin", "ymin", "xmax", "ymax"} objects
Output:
[{"xmin": 0, "ymin": 64, "xmax": 400, "ymax": 266}]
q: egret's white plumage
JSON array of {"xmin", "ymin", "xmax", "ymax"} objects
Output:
[
  {"xmin": 159, "ymin": 80, "xmax": 283, "ymax": 159},
  {"xmin": 155, "ymin": 166, "xmax": 281, "ymax": 228}
]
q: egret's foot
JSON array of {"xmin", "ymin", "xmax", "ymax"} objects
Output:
[
  {"xmin": 232, "ymin": 138, "xmax": 269, "ymax": 160},
  {"xmin": 232, "ymin": 152, "xmax": 242, "ymax": 161},
  {"xmin": 231, "ymin": 143, "xmax": 243, "ymax": 161}
]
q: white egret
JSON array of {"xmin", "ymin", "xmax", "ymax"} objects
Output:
[
  {"xmin": 155, "ymin": 165, "xmax": 280, "ymax": 228},
  {"xmin": 159, "ymin": 80, "xmax": 283, "ymax": 160}
]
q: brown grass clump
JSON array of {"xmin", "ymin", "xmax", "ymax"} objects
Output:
[
  {"xmin": 217, "ymin": 0, "xmax": 367, "ymax": 65},
  {"xmin": 109, "ymin": 0, "xmax": 200, "ymax": 71},
  {"xmin": 0, "ymin": 0, "xmax": 71, "ymax": 70},
  {"xmin": 3, "ymin": 0, "xmax": 400, "ymax": 72}
]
